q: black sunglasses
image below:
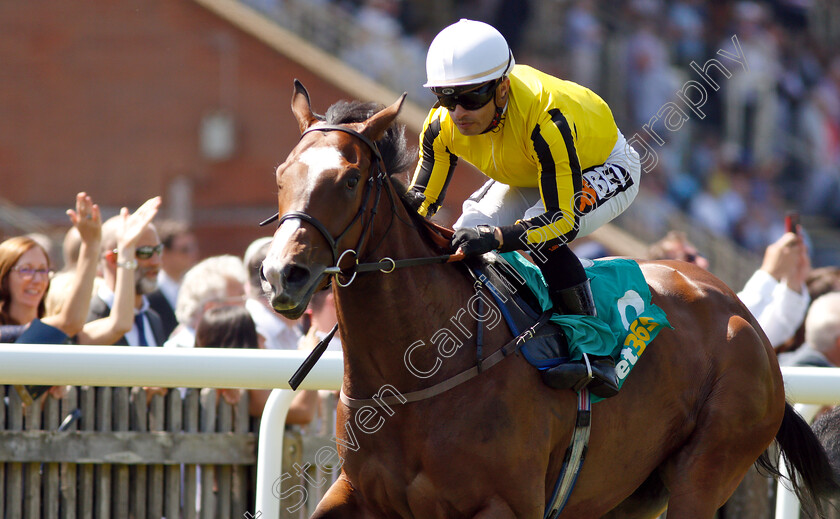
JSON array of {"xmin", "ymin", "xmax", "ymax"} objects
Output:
[
  {"xmin": 113, "ymin": 244, "xmax": 163, "ymax": 260},
  {"xmin": 431, "ymin": 78, "xmax": 501, "ymax": 111}
]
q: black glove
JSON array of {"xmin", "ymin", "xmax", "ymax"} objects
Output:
[
  {"xmin": 404, "ymin": 188, "xmax": 428, "ymax": 214},
  {"xmin": 451, "ymin": 226, "xmax": 500, "ymax": 256}
]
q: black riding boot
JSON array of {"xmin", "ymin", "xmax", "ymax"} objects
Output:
[{"xmin": 540, "ymin": 279, "xmax": 620, "ymax": 398}]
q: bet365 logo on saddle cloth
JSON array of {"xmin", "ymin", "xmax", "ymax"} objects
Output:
[{"xmin": 615, "ymin": 290, "xmax": 662, "ymax": 382}]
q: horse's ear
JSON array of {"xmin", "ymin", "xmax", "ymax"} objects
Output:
[
  {"xmin": 360, "ymin": 92, "xmax": 407, "ymax": 142},
  {"xmin": 291, "ymin": 79, "xmax": 320, "ymax": 134}
]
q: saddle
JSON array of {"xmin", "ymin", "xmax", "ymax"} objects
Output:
[
  {"xmin": 418, "ymin": 218, "xmax": 570, "ymax": 370},
  {"xmin": 464, "ymin": 253, "xmax": 571, "ymax": 370}
]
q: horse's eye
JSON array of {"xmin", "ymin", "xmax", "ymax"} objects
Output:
[{"xmin": 346, "ymin": 176, "xmax": 360, "ymax": 189}]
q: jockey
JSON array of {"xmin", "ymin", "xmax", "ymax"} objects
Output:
[{"xmin": 408, "ymin": 19, "xmax": 641, "ymax": 398}]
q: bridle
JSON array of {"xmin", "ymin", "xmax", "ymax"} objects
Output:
[{"xmin": 260, "ymin": 124, "xmax": 461, "ymax": 288}]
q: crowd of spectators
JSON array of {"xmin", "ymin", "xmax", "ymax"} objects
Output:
[
  {"xmin": 242, "ymin": 0, "xmax": 840, "ymax": 264},
  {"xmin": 0, "ymin": 194, "xmax": 334, "ymax": 424},
  {"xmin": 596, "ymin": 0, "xmax": 840, "ymax": 262},
  {"xmin": 0, "ymin": 192, "xmax": 342, "ymax": 506}
]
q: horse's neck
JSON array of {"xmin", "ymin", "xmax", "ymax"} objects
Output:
[{"xmin": 334, "ymin": 190, "xmax": 477, "ymax": 397}]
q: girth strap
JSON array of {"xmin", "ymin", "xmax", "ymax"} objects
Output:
[
  {"xmin": 339, "ymin": 310, "xmax": 554, "ymax": 409},
  {"xmin": 544, "ymin": 389, "xmax": 592, "ymax": 519}
]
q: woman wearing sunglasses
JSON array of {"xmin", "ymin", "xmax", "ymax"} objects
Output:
[{"xmin": 408, "ymin": 19, "xmax": 642, "ymax": 397}]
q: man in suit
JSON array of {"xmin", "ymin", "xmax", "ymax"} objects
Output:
[
  {"xmin": 779, "ymin": 292, "xmax": 840, "ymax": 367},
  {"xmin": 147, "ymin": 220, "xmax": 199, "ymax": 338},
  {"xmin": 87, "ymin": 208, "xmax": 168, "ymax": 346}
]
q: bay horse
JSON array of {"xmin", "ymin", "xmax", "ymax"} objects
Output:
[{"xmin": 260, "ymin": 81, "xmax": 838, "ymax": 518}]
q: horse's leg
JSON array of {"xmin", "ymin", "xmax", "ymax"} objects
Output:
[
  {"xmin": 472, "ymin": 495, "xmax": 518, "ymax": 519},
  {"xmin": 313, "ymin": 476, "xmax": 525, "ymax": 519},
  {"xmin": 310, "ymin": 475, "xmax": 370, "ymax": 519},
  {"xmin": 658, "ymin": 316, "xmax": 783, "ymax": 518},
  {"xmin": 601, "ymin": 471, "xmax": 669, "ymax": 519}
]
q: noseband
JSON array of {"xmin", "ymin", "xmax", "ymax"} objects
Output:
[{"xmin": 260, "ymin": 124, "xmax": 389, "ymax": 287}]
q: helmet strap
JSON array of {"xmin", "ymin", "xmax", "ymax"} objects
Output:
[{"xmin": 481, "ymin": 84, "xmax": 507, "ymax": 134}]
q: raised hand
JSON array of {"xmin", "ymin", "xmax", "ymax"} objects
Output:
[
  {"xmin": 65, "ymin": 192, "xmax": 101, "ymax": 244},
  {"xmin": 116, "ymin": 196, "xmax": 162, "ymax": 254},
  {"xmin": 760, "ymin": 230, "xmax": 811, "ymax": 292}
]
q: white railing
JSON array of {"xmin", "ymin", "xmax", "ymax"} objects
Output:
[
  {"xmin": 0, "ymin": 343, "xmax": 342, "ymax": 519},
  {"xmin": 0, "ymin": 343, "xmax": 343, "ymax": 390},
  {"xmin": 0, "ymin": 345, "xmax": 837, "ymax": 518}
]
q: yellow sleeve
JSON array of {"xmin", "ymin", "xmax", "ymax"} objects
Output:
[
  {"xmin": 521, "ymin": 108, "xmax": 582, "ymax": 246},
  {"xmin": 408, "ymin": 110, "xmax": 458, "ymax": 217}
]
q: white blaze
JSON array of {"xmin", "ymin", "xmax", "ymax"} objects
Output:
[
  {"xmin": 267, "ymin": 219, "xmax": 301, "ymax": 260},
  {"xmin": 299, "ymin": 146, "xmax": 344, "ymax": 198},
  {"xmin": 263, "ymin": 145, "xmax": 343, "ymax": 288},
  {"xmin": 262, "ymin": 219, "xmax": 302, "ymax": 291}
]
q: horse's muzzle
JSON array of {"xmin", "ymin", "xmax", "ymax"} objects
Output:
[{"xmin": 260, "ymin": 261, "xmax": 315, "ymax": 319}]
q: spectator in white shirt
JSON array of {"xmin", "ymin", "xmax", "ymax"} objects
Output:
[
  {"xmin": 648, "ymin": 228, "xmax": 811, "ymax": 347},
  {"xmin": 243, "ymin": 237, "xmax": 302, "ymax": 350},
  {"xmin": 737, "ymin": 229, "xmax": 811, "ymax": 348}
]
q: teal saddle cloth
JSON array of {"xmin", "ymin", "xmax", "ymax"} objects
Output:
[{"xmin": 492, "ymin": 252, "xmax": 673, "ymax": 402}]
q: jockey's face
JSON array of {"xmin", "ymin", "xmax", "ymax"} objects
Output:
[{"xmin": 440, "ymin": 78, "xmax": 509, "ymax": 136}]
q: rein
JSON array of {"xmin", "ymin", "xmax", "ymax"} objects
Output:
[
  {"xmin": 323, "ymin": 252, "xmax": 464, "ymax": 276},
  {"xmin": 260, "ymin": 124, "xmax": 463, "ymax": 287}
]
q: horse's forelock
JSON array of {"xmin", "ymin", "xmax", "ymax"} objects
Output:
[{"xmin": 324, "ymin": 100, "xmax": 414, "ymax": 179}]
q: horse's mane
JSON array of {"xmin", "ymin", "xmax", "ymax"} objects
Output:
[
  {"xmin": 322, "ymin": 100, "xmax": 414, "ymax": 178},
  {"xmin": 321, "ymin": 100, "xmax": 451, "ymax": 254}
]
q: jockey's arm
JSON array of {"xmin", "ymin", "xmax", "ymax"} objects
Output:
[
  {"xmin": 409, "ymin": 115, "xmax": 458, "ymax": 218},
  {"xmin": 493, "ymin": 206, "xmax": 577, "ymax": 254},
  {"xmin": 494, "ymin": 125, "xmax": 582, "ymax": 253}
]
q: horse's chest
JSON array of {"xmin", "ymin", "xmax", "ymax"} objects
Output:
[
  {"xmin": 339, "ymin": 400, "xmax": 526, "ymax": 517},
  {"xmin": 353, "ymin": 461, "xmax": 475, "ymax": 519}
]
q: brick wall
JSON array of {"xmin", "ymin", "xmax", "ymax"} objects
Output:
[{"xmin": 0, "ymin": 1, "xmax": 476, "ymax": 259}]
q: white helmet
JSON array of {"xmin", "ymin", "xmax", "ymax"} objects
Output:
[{"xmin": 424, "ymin": 19, "xmax": 515, "ymax": 88}]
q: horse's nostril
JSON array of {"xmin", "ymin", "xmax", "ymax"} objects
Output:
[{"xmin": 282, "ymin": 264, "xmax": 310, "ymax": 287}]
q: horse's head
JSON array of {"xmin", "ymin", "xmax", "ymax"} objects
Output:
[{"xmin": 260, "ymin": 80, "xmax": 407, "ymax": 318}]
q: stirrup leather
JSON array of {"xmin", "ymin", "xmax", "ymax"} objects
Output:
[{"xmin": 570, "ymin": 353, "xmax": 595, "ymax": 392}]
